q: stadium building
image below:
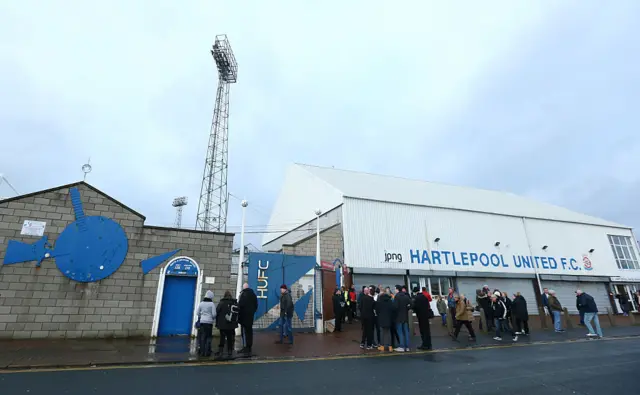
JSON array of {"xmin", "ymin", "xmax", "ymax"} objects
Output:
[{"xmin": 263, "ymin": 164, "xmax": 640, "ymax": 315}]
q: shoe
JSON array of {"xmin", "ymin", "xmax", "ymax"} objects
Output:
[
  {"xmin": 514, "ymin": 332, "xmax": 522, "ymax": 335},
  {"xmin": 360, "ymin": 343, "xmax": 365, "ymax": 349},
  {"xmin": 395, "ymin": 347, "xmax": 405, "ymax": 352},
  {"xmin": 513, "ymin": 336, "xmax": 518, "ymax": 342},
  {"xmin": 469, "ymin": 337, "xmax": 476, "ymax": 342},
  {"xmin": 377, "ymin": 346, "xmax": 385, "ymax": 351},
  {"xmin": 493, "ymin": 337, "xmax": 502, "ymax": 341},
  {"xmin": 587, "ymin": 333, "xmax": 597, "ymax": 337},
  {"xmin": 238, "ymin": 347, "xmax": 247, "ymax": 354},
  {"xmin": 366, "ymin": 346, "xmax": 373, "ymax": 350}
]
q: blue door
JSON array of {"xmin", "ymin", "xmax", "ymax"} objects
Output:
[{"xmin": 158, "ymin": 275, "xmax": 197, "ymax": 336}]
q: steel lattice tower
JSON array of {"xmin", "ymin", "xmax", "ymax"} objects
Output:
[
  {"xmin": 195, "ymin": 34, "xmax": 238, "ymax": 232},
  {"xmin": 173, "ymin": 197, "xmax": 188, "ymax": 228}
]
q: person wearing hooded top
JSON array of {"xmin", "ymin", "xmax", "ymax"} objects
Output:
[
  {"xmin": 512, "ymin": 292, "xmax": 530, "ymax": 335},
  {"xmin": 196, "ymin": 290, "xmax": 216, "ymax": 357},
  {"xmin": 412, "ymin": 286, "xmax": 433, "ymax": 350},
  {"xmin": 359, "ymin": 287, "xmax": 375, "ymax": 349},
  {"xmin": 393, "ymin": 285, "xmax": 412, "ymax": 352},
  {"xmin": 215, "ymin": 291, "xmax": 239, "ymax": 359},
  {"xmin": 332, "ymin": 288, "xmax": 346, "ymax": 332},
  {"xmin": 277, "ymin": 284, "xmax": 294, "ymax": 344},
  {"xmin": 238, "ymin": 283, "xmax": 258, "ymax": 355},
  {"xmin": 491, "ymin": 292, "xmax": 518, "ymax": 342},
  {"xmin": 375, "ymin": 288, "xmax": 394, "ymax": 351}
]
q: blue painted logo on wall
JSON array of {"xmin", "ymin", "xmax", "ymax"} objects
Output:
[
  {"xmin": 409, "ymin": 249, "xmax": 586, "ymax": 272},
  {"xmin": 3, "ymin": 187, "xmax": 181, "ymax": 282},
  {"xmin": 165, "ymin": 257, "xmax": 198, "ymax": 277}
]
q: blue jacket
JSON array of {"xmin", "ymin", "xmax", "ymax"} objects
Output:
[
  {"xmin": 541, "ymin": 293, "xmax": 549, "ymax": 307},
  {"xmin": 447, "ymin": 294, "xmax": 456, "ymax": 308},
  {"xmin": 576, "ymin": 293, "xmax": 598, "ymax": 313}
]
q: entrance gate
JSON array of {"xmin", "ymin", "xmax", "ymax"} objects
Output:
[{"xmin": 247, "ymin": 253, "xmax": 316, "ymax": 331}]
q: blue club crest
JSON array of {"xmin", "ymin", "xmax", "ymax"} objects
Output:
[{"xmin": 3, "ymin": 187, "xmax": 180, "ymax": 282}]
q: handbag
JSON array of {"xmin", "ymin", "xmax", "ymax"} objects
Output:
[{"xmin": 195, "ymin": 314, "xmax": 201, "ymax": 329}]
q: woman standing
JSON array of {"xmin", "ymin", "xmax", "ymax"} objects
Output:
[
  {"xmin": 196, "ymin": 290, "xmax": 216, "ymax": 357},
  {"xmin": 215, "ymin": 291, "xmax": 239, "ymax": 359},
  {"xmin": 512, "ymin": 292, "xmax": 530, "ymax": 335}
]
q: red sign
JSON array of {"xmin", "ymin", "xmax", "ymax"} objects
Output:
[{"xmin": 320, "ymin": 260, "xmax": 334, "ymax": 270}]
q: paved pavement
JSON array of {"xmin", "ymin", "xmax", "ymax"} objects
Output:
[
  {"xmin": 1, "ymin": 335, "xmax": 639, "ymax": 394},
  {"xmin": 1, "ymin": 316, "xmax": 639, "ymax": 369}
]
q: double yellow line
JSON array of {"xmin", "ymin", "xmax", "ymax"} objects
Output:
[{"xmin": 1, "ymin": 335, "xmax": 636, "ymax": 374}]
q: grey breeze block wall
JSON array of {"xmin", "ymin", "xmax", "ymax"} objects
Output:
[
  {"xmin": 0, "ymin": 182, "xmax": 233, "ymax": 339},
  {"xmin": 281, "ymin": 223, "xmax": 344, "ymax": 265}
]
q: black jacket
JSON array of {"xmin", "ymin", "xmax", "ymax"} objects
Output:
[
  {"xmin": 393, "ymin": 291, "xmax": 412, "ymax": 324},
  {"xmin": 333, "ymin": 293, "xmax": 345, "ymax": 315},
  {"xmin": 216, "ymin": 296, "xmax": 239, "ymax": 330},
  {"xmin": 375, "ymin": 293, "xmax": 393, "ymax": 328},
  {"xmin": 577, "ymin": 293, "xmax": 598, "ymax": 313},
  {"xmin": 503, "ymin": 297, "xmax": 513, "ymax": 316},
  {"xmin": 491, "ymin": 299, "xmax": 507, "ymax": 320},
  {"xmin": 360, "ymin": 294, "xmax": 375, "ymax": 320},
  {"xmin": 280, "ymin": 291, "xmax": 294, "ymax": 319},
  {"xmin": 238, "ymin": 288, "xmax": 258, "ymax": 326},
  {"xmin": 412, "ymin": 293, "xmax": 432, "ymax": 323},
  {"xmin": 512, "ymin": 295, "xmax": 529, "ymax": 320}
]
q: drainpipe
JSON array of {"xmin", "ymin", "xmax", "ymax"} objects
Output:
[{"xmin": 522, "ymin": 217, "xmax": 543, "ymax": 293}]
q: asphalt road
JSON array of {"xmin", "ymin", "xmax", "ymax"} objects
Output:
[{"xmin": 2, "ymin": 337, "xmax": 639, "ymax": 395}]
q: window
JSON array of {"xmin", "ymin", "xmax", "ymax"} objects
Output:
[{"xmin": 608, "ymin": 235, "xmax": 640, "ymax": 270}]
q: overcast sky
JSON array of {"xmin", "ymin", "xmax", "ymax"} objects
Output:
[{"xmin": 1, "ymin": 1, "xmax": 639, "ymax": 248}]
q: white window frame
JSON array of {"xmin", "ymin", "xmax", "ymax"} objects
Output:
[{"xmin": 608, "ymin": 235, "xmax": 640, "ymax": 270}]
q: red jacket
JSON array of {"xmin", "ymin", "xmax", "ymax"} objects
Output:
[{"xmin": 422, "ymin": 291, "xmax": 433, "ymax": 302}]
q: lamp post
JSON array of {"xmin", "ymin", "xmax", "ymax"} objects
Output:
[
  {"xmin": 314, "ymin": 209, "xmax": 323, "ymax": 334},
  {"xmin": 235, "ymin": 200, "xmax": 248, "ymax": 337}
]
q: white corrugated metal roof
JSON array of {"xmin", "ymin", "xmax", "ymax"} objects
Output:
[{"xmin": 296, "ymin": 163, "xmax": 629, "ymax": 229}]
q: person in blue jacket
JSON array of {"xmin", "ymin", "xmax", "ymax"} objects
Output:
[{"xmin": 576, "ymin": 289, "xmax": 603, "ymax": 338}]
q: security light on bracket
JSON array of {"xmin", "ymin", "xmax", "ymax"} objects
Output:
[
  {"xmin": 542, "ymin": 245, "xmax": 548, "ymax": 250},
  {"xmin": 589, "ymin": 248, "xmax": 595, "ymax": 253},
  {"xmin": 434, "ymin": 237, "xmax": 440, "ymax": 243},
  {"xmin": 494, "ymin": 242, "xmax": 500, "ymax": 247}
]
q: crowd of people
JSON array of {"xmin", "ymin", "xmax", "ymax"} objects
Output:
[{"xmin": 194, "ymin": 280, "xmax": 615, "ymax": 358}]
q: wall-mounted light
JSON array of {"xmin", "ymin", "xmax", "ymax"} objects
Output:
[
  {"xmin": 542, "ymin": 245, "xmax": 548, "ymax": 250},
  {"xmin": 589, "ymin": 248, "xmax": 595, "ymax": 253},
  {"xmin": 434, "ymin": 237, "xmax": 440, "ymax": 243},
  {"xmin": 494, "ymin": 241, "xmax": 500, "ymax": 247}
]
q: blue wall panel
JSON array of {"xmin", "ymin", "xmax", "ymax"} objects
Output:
[{"xmin": 158, "ymin": 276, "xmax": 197, "ymax": 336}]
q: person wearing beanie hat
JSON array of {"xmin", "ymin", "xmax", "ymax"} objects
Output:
[
  {"xmin": 196, "ymin": 290, "xmax": 217, "ymax": 357},
  {"xmin": 277, "ymin": 284, "xmax": 294, "ymax": 344}
]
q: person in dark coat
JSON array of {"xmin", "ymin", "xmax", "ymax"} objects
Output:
[
  {"xmin": 238, "ymin": 283, "xmax": 258, "ymax": 355},
  {"xmin": 359, "ymin": 287, "xmax": 375, "ymax": 349},
  {"xmin": 277, "ymin": 285, "xmax": 294, "ymax": 344},
  {"xmin": 491, "ymin": 292, "xmax": 517, "ymax": 342},
  {"xmin": 577, "ymin": 289, "xmax": 603, "ymax": 338},
  {"xmin": 412, "ymin": 286, "xmax": 433, "ymax": 350},
  {"xmin": 215, "ymin": 291, "xmax": 239, "ymax": 359},
  {"xmin": 476, "ymin": 288, "xmax": 492, "ymax": 331},
  {"xmin": 332, "ymin": 288, "xmax": 346, "ymax": 332},
  {"xmin": 616, "ymin": 293, "xmax": 631, "ymax": 316},
  {"xmin": 393, "ymin": 285, "xmax": 412, "ymax": 352},
  {"xmin": 511, "ymin": 292, "xmax": 529, "ymax": 335},
  {"xmin": 375, "ymin": 288, "xmax": 394, "ymax": 351},
  {"xmin": 501, "ymin": 291, "xmax": 514, "ymax": 331}
]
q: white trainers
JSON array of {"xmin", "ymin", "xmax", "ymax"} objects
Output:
[
  {"xmin": 586, "ymin": 333, "xmax": 597, "ymax": 337},
  {"xmin": 514, "ymin": 332, "xmax": 522, "ymax": 335},
  {"xmin": 513, "ymin": 336, "xmax": 518, "ymax": 342},
  {"xmin": 493, "ymin": 337, "xmax": 502, "ymax": 341},
  {"xmin": 395, "ymin": 347, "xmax": 405, "ymax": 352}
]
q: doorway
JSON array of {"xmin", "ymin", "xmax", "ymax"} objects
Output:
[{"xmin": 158, "ymin": 276, "xmax": 197, "ymax": 336}]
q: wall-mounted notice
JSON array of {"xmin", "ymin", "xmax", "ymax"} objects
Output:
[
  {"xmin": 205, "ymin": 277, "xmax": 216, "ymax": 284},
  {"xmin": 20, "ymin": 220, "xmax": 46, "ymax": 237}
]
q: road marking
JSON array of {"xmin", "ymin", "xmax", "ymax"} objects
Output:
[{"xmin": 1, "ymin": 335, "xmax": 637, "ymax": 374}]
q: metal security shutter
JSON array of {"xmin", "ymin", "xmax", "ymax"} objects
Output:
[
  {"xmin": 543, "ymin": 281, "xmax": 610, "ymax": 314},
  {"xmin": 456, "ymin": 277, "xmax": 538, "ymax": 316},
  {"xmin": 353, "ymin": 274, "xmax": 405, "ymax": 291}
]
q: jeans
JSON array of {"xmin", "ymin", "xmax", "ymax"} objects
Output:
[
  {"xmin": 280, "ymin": 316, "xmax": 293, "ymax": 343},
  {"xmin": 441, "ymin": 314, "xmax": 447, "ymax": 326},
  {"xmin": 218, "ymin": 329, "xmax": 235, "ymax": 355},
  {"xmin": 579, "ymin": 311, "xmax": 585, "ymax": 325},
  {"xmin": 396, "ymin": 322, "xmax": 410, "ymax": 349},
  {"xmin": 453, "ymin": 320, "xmax": 476, "ymax": 339},
  {"xmin": 552, "ymin": 311, "xmax": 562, "ymax": 331},
  {"xmin": 241, "ymin": 323, "xmax": 254, "ymax": 350},
  {"xmin": 197, "ymin": 323, "xmax": 213, "ymax": 356},
  {"xmin": 494, "ymin": 319, "xmax": 514, "ymax": 338},
  {"xmin": 584, "ymin": 312, "xmax": 603, "ymax": 337}
]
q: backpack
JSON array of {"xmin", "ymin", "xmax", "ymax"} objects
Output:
[{"xmin": 225, "ymin": 301, "xmax": 239, "ymax": 324}]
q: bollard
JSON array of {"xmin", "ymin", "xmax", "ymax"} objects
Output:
[
  {"xmin": 409, "ymin": 312, "xmax": 415, "ymax": 336},
  {"xmin": 562, "ymin": 308, "xmax": 573, "ymax": 330},
  {"xmin": 607, "ymin": 307, "xmax": 616, "ymax": 327},
  {"xmin": 630, "ymin": 312, "xmax": 636, "ymax": 325},
  {"xmin": 446, "ymin": 309, "xmax": 454, "ymax": 334},
  {"xmin": 538, "ymin": 307, "xmax": 548, "ymax": 329},
  {"xmin": 479, "ymin": 308, "xmax": 488, "ymax": 334}
]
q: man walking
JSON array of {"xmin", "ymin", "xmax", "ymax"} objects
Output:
[
  {"xmin": 394, "ymin": 285, "xmax": 412, "ymax": 352},
  {"xmin": 412, "ymin": 286, "xmax": 433, "ymax": 350},
  {"xmin": 277, "ymin": 285, "xmax": 294, "ymax": 344},
  {"xmin": 238, "ymin": 283, "xmax": 258, "ymax": 356},
  {"xmin": 547, "ymin": 290, "xmax": 565, "ymax": 333},
  {"xmin": 577, "ymin": 289, "xmax": 603, "ymax": 338},
  {"xmin": 447, "ymin": 287, "xmax": 457, "ymax": 326}
]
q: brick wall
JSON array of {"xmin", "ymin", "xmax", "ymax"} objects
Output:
[
  {"xmin": 281, "ymin": 223, "xmax": 344, "ymax": 264},
  {"xmin": 0, "ymin": 183, "xmax": 233, "ymax": 339}
]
